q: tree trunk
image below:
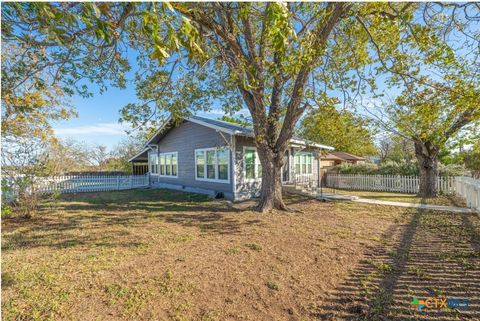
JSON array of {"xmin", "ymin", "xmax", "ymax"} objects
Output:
[
  {"xmin": 414, "ymin": 140, "xmax": 439, "ymax": 197},
  {"xmin": 255, "ymin": 147, "xmax": 288, "ymax": 212}
]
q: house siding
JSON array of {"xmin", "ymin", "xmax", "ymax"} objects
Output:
[
  {"xmin": 148, "ymin": 121, "xmax": 234, "ymax": 199},
  {"xmin": 291, "ymin": 147, "xmax": 320, "ymax": 186},
  {"xmin": 145, "ymin": 119, "xmax": 325, "ymax": 201},
  {"xmin": 234, "ymin": 137, "xmax": 323, "ymax": 201},
  {"xmin": 234, "ymin": 136, "xmax": 262, "ymax": 201}
]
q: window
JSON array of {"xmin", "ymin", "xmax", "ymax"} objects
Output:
[
  {"xmin": 159, "ymin": 154, "xmax": 165, "ymax": 175},
  {"xmin": 217, "ymin": 149, "xmax": 229, "ymax": 180},
  {"xmin": 294, "ymin": 152, "xmax": 313, "ymax": 175},
  {"xmin": 150, "ymin": 154, "xmax": 158, "ymax": 174},
  {"xmin": 165, "ymin": 154, "xmax": 171, "ymax": 175},
  {"xmin": 195, "ymin": 148, "xmax": 230, "ymax": 183},
  {"xmin": 206, "ymin": 150, "xmax": 216, "ymax": 179},
  {"xmin": 244, "ymin": 147, "xmax": 262, "ymax": 180},
  {"xmin": 154, "ymin": 152, "xmax": 178, "ymax": 177},
  {"xmin": 196, "ymin": 151, "xmax": 205, "ymax": 178},
  {"xmin": 172, "ymin": 153, "xmax": 177, "ymax": 176}
]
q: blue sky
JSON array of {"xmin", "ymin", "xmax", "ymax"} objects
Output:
[
  {"xmin": 51, "ymin": 73, "xmax": 378, "ymax": 150},
  {"xmin": 52, "ymin": 77, "xmax": 231, "ymax": 150}
]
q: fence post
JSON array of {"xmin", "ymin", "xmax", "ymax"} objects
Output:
[{"xmin": 116, "ymin": 176, "xmax": 120, "ymax": 190}]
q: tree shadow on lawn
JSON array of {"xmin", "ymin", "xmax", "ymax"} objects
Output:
[
  {"xmin": 315, "ymin": 209, "xmax": 480, "ymax": 321},
  {"xmin": 2, "ymin": 189, "xmax": 264, "ymax": 251}
]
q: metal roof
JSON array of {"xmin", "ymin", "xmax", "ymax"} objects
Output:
[
  {"xmin": 130, "ymin": 115, "xmax": 334, "ymax": 162},
  {"xmin": 188, "ymin": 116, "xmax": 334, "ymax": 150}
]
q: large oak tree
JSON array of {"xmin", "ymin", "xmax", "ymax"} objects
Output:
[
  {"xmin": 122, "ymin": 2, "xmax": 446, "ymax": 211},
  {"xmin": 3, "ymin": 2, "xmax": 478, "ymax": 209}
]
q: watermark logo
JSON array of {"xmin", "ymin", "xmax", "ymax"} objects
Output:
[
  {"xmin": 411, "ymin": 297, "xmax": 469, "ymax": 311},
  {"xmin": 411, "ymin": 297, "xmax": 426, "ymax": 311}
]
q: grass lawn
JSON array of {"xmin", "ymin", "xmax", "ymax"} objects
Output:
[
  {"xmin": 2, "ymin": 189, "xmax": 479, "ymax": 321},
  {"xmin": 321, "ymin": 188, "xmax": 467, "ymax": 207}
]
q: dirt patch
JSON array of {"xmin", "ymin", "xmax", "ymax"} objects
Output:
[{"xmin": 2, "ymin": 189, "xmax": 479, "ymax": 320}]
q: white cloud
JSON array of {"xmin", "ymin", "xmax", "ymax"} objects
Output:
[
  {"xmin": 234, "ymin": 108, "xmax": 250, "ymax": 117},
  {"xmin": 54, "ymin": 123, "xmax": 131, "ymax": 136}
]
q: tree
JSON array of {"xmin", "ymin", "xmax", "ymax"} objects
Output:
[
  {"xmin": 218, "ymin": 115, "xmax": 252, "ymax": 127},
  {"xmin": 1, "ymin": 3, "xmax": 132, "ymax": 140},
  {"xmin": 359, "ymin": 4, "xmax": 479, "ymax": 197},
  {"xmin": 105, "ymin": 137, "xmax": 144, "ymax": 172},
  {"xmin": 43, "ymin": 140, "xmax": 89, "ymax": 175},
  {"xmin": 377, "ymin": 136, "xmax": 392, "ymax": 163},
  {"xmin": 377, "ymin": 135, "xmax": 415, "ymax": 163},
  {"xmin": 4, "ymin": 3, "xmax": 477, "ymax": 210},
  {"xmin": 123, "ymin": 2, "xmax": 445, "ymax": 212},
  {"xmin": 463, "ymin": 142, "xmax": 480, "ymax": 179},
  {"xmin": 1, "ymin": 42, "xmax": 76, "ymax": 141},
  {"xmin": 387, "ymin": 80, "xmax": 479, "ymax": 196},
  {"xmin": 121, "ymin": 2, "xmax": 356, "ymax": 211},
  {"xmin": 300, "ymin": 103, "xmax": 377, "ymax": 156},
  {"xmin": 1, "ymin": 134, "xmax": 53, "ymax": 218}
]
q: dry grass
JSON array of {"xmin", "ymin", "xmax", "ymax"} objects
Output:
[
  {"xmin": 2, "ymin": 189, "xmax": 479, "ymax": 321},
  {"xmin": 321, "ymin": 188, "xmax": 467, "ymax": 207}
]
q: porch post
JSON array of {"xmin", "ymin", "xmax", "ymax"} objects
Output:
[
  {"xmin": 290, "ymin": 147, "xmax": 294, "ymax": 184},
  {"xmin": 318, "ymin": 152, "xmax": 321, "ymax": 188}
]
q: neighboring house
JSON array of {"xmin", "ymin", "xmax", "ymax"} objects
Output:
[
  {"xmin": 129, "ymin": 116, "xmax": 334, "ymax": 201},
  {"xmin": 320, "ymin": 151, "xmax": 366, "ymax": 167}
]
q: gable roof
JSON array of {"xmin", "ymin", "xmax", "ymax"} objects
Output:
[
  {"xmin": 143, "ymin": 115, "xmax": 334, "ymax": 150},
  {"xmin": 189, "ymin": 115, "xmax": 253, "ymax": 135},
  {"xmin": 322, "ymin": 151, "xmax": 365, "ymax": 161},
  {"xmin": 320, "ymin": 153, "xmax": 344, "ymax": 161},
  {"xmin": 127, "ymin": 147, "xmax": 151, "ymax": 162}
]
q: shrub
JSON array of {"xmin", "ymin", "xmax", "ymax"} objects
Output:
[
  {"xmin": 334, "ymin": 161, "xmax": 466, "ymax": 177},
  {"xmin": 438, "ymin": 163, "xmax": 466, "ymax": 177}
]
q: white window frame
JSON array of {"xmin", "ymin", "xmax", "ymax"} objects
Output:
[
  {"xmin": 156, "ymin": 152, "xmax": 178, "ymax": 178},
  {"xmin": 194, "ymin": 147, "xmax": 230, "ymax": 184},
  {"xmin": 149, "ymin": 153, "xmax": 158, "ymax": 174},
  {"xmin": 243, "ymin": 146, "xmax": 262, "ymax": 182},
  {"xmin": 294, "ymin": 152, "xmax": 313, "ymax": 175}
]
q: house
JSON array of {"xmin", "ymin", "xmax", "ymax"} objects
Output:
[
  {"xmin": 129, "ymin": 116, "xmax": 334, "ymax": 201},
  {"xmin": 320, "ymin": 151, "xmax": 366, "ymax": 167}
]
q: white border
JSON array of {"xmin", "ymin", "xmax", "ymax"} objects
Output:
[
  {"xmin": 243, "ymin": 146, "xmax": 262, "ymax": 182},
  {"xmin": 149, "ymin": 153, "xmax": 158, "ymax": 175},
  {"xmin": 157, "ymin": 152, "xmax": 178, "ymax": 178},
  {"xmin": 294, "ymin": 151, "xmax": 313, "ymax": 175},
  {"xmin": 194, "ymin": 147, "xmax": 230, "ymax": 184}
]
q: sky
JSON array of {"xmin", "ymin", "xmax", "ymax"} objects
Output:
[
  {"xmin": 49, "ymin": 4, "xmax": 477, "ymax": 152},
  {"xmin": 50, "ymin": 68, "xmax": 381, "ymax": 151},
  {"xmin": 51, "ymin": 74, "xmax": 235, "ymax": 150}
]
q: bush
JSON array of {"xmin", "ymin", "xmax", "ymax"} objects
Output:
[
  {"xmin": 438, "ymin": 163, "xmax": 466, "ymax": 177},
  {"xmin": 1, "ymin": 205, "xmax": 13, "ymax": 218},
  {"xmin": 333, "ymin": 161, "xmax": 466, "ymax": 177}
]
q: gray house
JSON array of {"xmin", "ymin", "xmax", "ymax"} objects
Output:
[{"xmin": 129, "ymin": 116, "xmax": 334, "ymax": 201}]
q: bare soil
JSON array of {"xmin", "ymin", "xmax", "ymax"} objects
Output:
[{"xmin": 2, "ymin": 189, "xmax": 479, "ymax": 321}]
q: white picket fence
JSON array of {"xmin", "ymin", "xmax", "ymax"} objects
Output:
[
  {"xmin": 325, "ymin": 174, "xmax": 455, "ymax": 194},
  {"xmin": 2, "ymin": 174, "xmax": 149, "ymax": 200},
  {"xmin": 454, "ymin": 176, "xmax": 480, "ymax": 211}
]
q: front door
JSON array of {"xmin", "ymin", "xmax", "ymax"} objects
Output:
[{"xmin": 282, "ymin": 150, "xmax": 289, "ymax": 183}]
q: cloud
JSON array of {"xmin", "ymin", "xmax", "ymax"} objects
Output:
[
  {"xmin": 234, "ymin": 108, "xmax": 250, "ymax": 117},
  {"xmin": 54, "ymin": 123, "xmax": 131, "ymax": 136}
]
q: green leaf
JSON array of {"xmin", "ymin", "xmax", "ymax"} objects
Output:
[
  {"xmin": 92, "ymin": 4, "xmax": 101, "ymax": 18},
  {"xmin": 164, "ymin": 2, "xmax": 175, "ymax": 12}
]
